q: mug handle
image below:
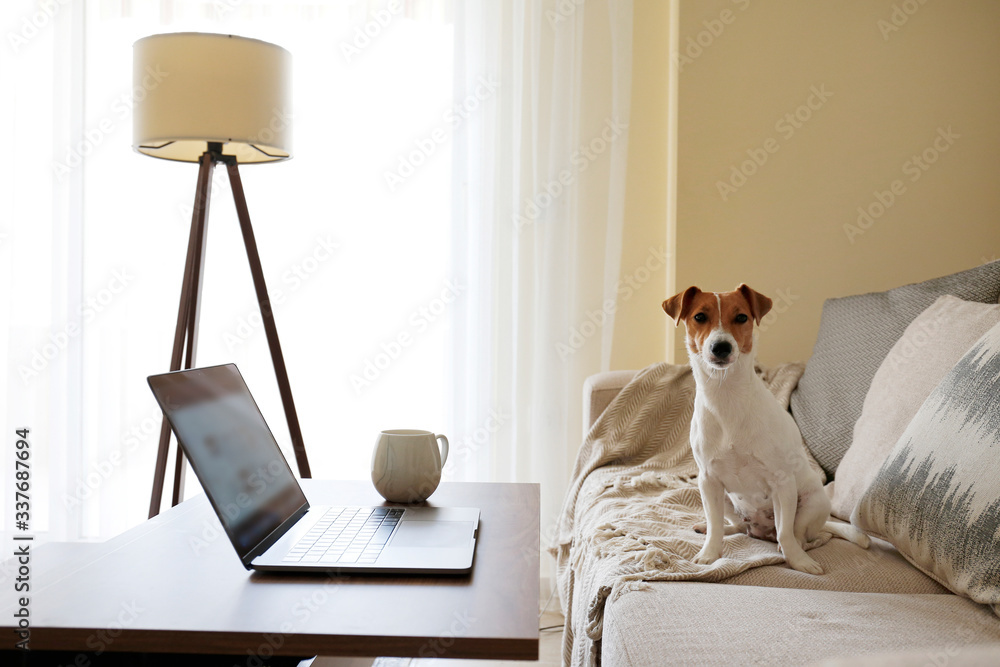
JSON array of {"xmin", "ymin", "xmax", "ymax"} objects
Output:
[{"xmin": 436, "ymin": 434, "xmax": 449, "ymax": 468}]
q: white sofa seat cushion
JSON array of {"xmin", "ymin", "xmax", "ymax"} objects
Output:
[
  {"xmin": 813, "ymin": 644, "xmax": 1000, "ymax": 667},
  {"xmin": 602, "ymin": 583, "xmax": 1000, "ymax": 667},
  {"xmin": 720, "ymin": 534, "xmax": 948, "ymax": 595}
]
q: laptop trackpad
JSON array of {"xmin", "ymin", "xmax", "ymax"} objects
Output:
[{"xmin": 393, "ymin": 521, "xmax": 474, "ymax": 548}]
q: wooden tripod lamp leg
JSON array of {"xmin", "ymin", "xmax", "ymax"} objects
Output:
[
  {"xmin": 148, "ymin": 152, "xmax": 215, "ymax": 519},
  {"xmin": 225, "ymin": 161, "xmax": 312, "ymax": 478},
  {"xmin": 170, "ymin": 161, "xmax": 213, "ymax": 507}
]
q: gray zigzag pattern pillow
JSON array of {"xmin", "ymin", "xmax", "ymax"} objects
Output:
[
  {"xmin": 790, "ymin": 260, "xmax": 1000, "ymax": 477},
  {"xmin": 853, "ymin": 321, "xmax": 1000, "ymax": 616}
]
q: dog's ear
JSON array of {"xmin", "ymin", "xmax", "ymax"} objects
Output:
[
  {"xmin": 737, "ymin": 284, "xmax": 773, "ymax": 325},
  {"xmin": 662, "ymin": 286, "xmax": 701, "ymax": 325}
]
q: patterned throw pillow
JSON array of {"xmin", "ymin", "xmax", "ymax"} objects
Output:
[
  {"xmin": 790, "ymin": 260, "xmax": 1000, "ymax": 477},
  {"xmin": 853, "ymin": 321, "xmax": 1000, "ymax": 616},
  {"xmin": 829, "ymin": 296, "xmax": 1000, "ymax": 520}
]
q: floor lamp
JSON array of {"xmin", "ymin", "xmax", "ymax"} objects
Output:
[{"xmin": 133, "ymin": 33, "xmax": 311, "ymax": 518}]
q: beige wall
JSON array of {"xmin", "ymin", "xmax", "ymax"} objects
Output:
[
  {"xmin": 613, "ymin": 0, "xmax": 1000, "ymax": 369},
  {"xmin": 674, "ymin": 0, "xmax": 1000, "ymax": 365},
  {"xmin": 610, "ymin": 0, "xmax": 674, "ymax": 371}
]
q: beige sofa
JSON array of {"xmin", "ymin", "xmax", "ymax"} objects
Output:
[
  {"xmin": 556, "ymin": 263, "xmax": 1000, "ymax": 665},
  {"xmin": 581, "ymin": 370, "xmax": 1000, "ymax": 666}
]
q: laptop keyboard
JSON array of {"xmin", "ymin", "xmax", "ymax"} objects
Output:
[{"xmin": 282, "ymin": 506, "xmax": 404, "ymax": 565}]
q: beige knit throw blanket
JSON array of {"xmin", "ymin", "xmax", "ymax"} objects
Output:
[{"xmin": 550, "ymin": 361, "xmax": 827, "ymax": 666}]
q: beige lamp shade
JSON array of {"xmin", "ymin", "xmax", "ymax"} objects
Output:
[{"xmin": 133, "ymin": 32, "xmax": 291, "ymax": 164}]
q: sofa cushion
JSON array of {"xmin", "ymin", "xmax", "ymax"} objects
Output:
[
  {"xmin": 720, "ymin": 534, "xmax": 948, "ymax": 595},
  {"xmin": 790, "ymin": 260, "xmax": 1000, "ymax": 477},
  {"xmin": 854, "ymin": 320, "xmax": 1000, "ymax": 617},
  {"xmin": 812, "ymin": 644, "xmax": 1000, "ymax": 667},
  {"xmin": 829, "ymin": 296, "xmax": 1000, "ymax": 520},
  {"xmin": 601, "ymin": 583, "xmax": 1000, "ymax": 667}
]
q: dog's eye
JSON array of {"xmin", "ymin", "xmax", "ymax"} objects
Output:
[
  {"xmin": 693, "ymin": 313, "xmax": 708, "ymax": 323},
  {"xmin": 734, "ymin": 314, "xmax": 749, "ymax": 324}
]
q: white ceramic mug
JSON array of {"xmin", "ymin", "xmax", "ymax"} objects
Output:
[{"xmin": 371, "ymin": 429, "xmax": 450, "ymax": 503}]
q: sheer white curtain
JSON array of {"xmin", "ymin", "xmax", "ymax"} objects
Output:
[
  {"xmin": 2, "ymin": 0, "xmax": 85, "ymax": 542},
  {"xmin": 450, "ymin": 0, "xmax": 633, "ymax": 583}
]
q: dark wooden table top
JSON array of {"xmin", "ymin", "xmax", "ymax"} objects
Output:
[{"xmin": 0, "ymin": 480, "xmax": 540, "ymax": 661}]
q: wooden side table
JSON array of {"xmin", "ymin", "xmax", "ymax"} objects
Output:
[{"xmin": 0, "ymin": 481, "xmax": 540, "ymax": 663}]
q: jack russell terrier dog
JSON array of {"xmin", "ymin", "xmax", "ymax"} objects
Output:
[{"xmin": 663, "ymin": 284, "xmax": 869, "ymax": 574}]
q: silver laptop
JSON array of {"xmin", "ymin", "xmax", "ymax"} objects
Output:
[{"xmin": 148, "ymin": 363, "xmax": 479, "ymax": 574}]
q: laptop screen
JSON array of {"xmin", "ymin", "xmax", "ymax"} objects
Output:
[{"xmin": 148, "ymin": 364, "xmax": 308, "ymax": 565}]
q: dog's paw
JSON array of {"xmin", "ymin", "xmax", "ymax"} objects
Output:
[
  {"xmin": 786, "ymin": 553, "xmax": 824, "ymax": 575},
  {"xmin": 692, "ymin": 522, "xmax": 707, "ymax": 534},
  {"xmin": 694, "ymin": 545, "xmax": 721, "ymax": 565}
]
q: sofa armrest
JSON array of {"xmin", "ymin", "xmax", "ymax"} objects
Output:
[{"xmin": 583, "ymin": 370, "xmax": 639, "ymax": 432}]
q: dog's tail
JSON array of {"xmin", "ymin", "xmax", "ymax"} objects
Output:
[{"xmin": 825, "ymin": 521, "xmax": 871, "ymax": 549}]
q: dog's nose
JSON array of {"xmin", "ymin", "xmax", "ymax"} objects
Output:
[{"xmin": 710, "ymin": 341, "xmax": 732, "ymax": 359}]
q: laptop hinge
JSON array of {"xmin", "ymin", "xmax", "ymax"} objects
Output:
[{"xmin": 242, "ymin": 501, "xmax": 310, "ymax": 569}]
